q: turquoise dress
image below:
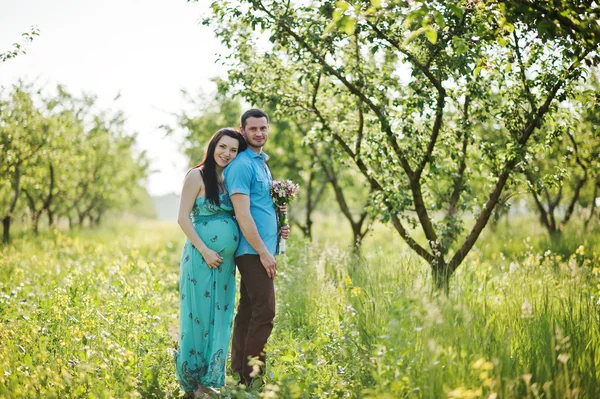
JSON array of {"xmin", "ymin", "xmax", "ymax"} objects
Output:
[{"xmin": 175, "ymin": 194, "xmax": 238, "ymax": 391}]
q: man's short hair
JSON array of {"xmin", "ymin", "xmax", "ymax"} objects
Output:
[{"xmin": 241, "ymin": 108, "xmax": 269, "ymax": 128}]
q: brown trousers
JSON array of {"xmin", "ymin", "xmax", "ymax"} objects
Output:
[{"xmin": 230, "ymin": 254, "xmax": 276, "ymax": 384}]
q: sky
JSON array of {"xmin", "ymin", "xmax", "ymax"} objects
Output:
[{"xmin": 0, "ymin": 0, "xmax": 225, "ymax": 196}]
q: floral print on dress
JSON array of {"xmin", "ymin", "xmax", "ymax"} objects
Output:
[{"xmin": 175, "ymin": 193, "xmax": 238, "ymax": 391}]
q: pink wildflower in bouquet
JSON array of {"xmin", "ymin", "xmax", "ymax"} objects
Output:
[{"xmin": 271, "ymin": 179, "xmax": 300, "ymax": 253}]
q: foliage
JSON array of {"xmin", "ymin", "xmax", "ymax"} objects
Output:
[
  {"xmin": 523, "ymin": 73, "xmax": 600, "ymax": 238},
  {"xmin": 166, "ymin": 86, "xmax": 372, "ymax": 245},
  {"xmin": 0, "ymin": 83, "xmax": 151, "ymax": 242},
  {"xmin": 0, "ymin": 225, "xmax": 181, "ymax": 398},
  {"xmin": 0, "ymin": 26, "xmax": 39, "ymax": 63},
  {"xmin": 1, "ymin": 217, "xmax": 599, "ymax": 397},
  {"xmin": 162, "ymin": 87, "xmax": 242, "ymax": 167},
  {"xmin": 199, "ymin": 0, "xmax": 599, "ymax": 289}
]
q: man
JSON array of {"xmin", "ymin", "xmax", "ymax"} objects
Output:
[{"xmin": 224, "ymin": 108, "xmax": 290, "ymax": 387}]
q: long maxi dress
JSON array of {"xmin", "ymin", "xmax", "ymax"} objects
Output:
[{"xmin": 175, "ymin": 193, "xmax": 238, "ymax": 391}]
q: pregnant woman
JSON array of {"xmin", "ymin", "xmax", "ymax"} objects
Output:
[{"xmin": 174, "ymin": 128, "xmax": 247, "ymax": 397}]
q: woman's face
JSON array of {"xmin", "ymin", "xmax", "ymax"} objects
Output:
[{"xmin": 214, "ymin": 135, "xmax": 240, "ymax": 168}]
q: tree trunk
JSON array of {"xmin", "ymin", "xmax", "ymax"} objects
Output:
[
  {"xmin": 584, "ymin": 181, "xmax": 598, "ymax": 231},
  {"xmin": 351, "ymin": 227, "xmax": 363, "ymax": 254},
  {"xmin": 549, "ymin": 229, "xmax": 562, "ymax": 247},
  {"xmin": 304, "ymin": 216, "xmax": 313, "ymax": 240},
  {"xmin": 23, "ymin": 190, "xmax": 41, "ymax": 235},
  {"xmin": 299, "ymin": 170, "xmax": 317, "ymax": 240},
  {"xmin": 47, "ymin": 210, "xmax": 55, "ymax": 228},
  {"xmin": 351, "ymin": 212, "xmax": 370, "ymax": 254},
  {"xmin": 431, "ymin": 258, "xmax": 450, "ymax": 293},
  {"xmin": 2, "ymin": 216, "xmax": 10, "ymax": 244},
  {"xmin": 42, "ymin": 162, "xmax": 56, "ymax": 229},
  {"xmin": 318, "ymin": 153, "xmax": 371, "ymax": 251},
  {"xmin": 3, "ymin": 164, "xmax": 22, "ymax": 244},
  {"xmin": 32, "ymin": 211, "xmax": 41, "ymax": 235}
]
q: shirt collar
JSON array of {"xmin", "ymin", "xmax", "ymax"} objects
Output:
[{"xmin": 246, "ymin": 147, "xmax": 269, "ymax": 160}]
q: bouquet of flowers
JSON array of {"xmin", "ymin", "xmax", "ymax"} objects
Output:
[{"xmin": 271, "ymin": 179, "xmax": 300, "ymax": 253}]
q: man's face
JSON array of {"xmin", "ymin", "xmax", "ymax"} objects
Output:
[{"xmin": 241, "ymin": 116, "xmax": 269, "ymax": 150}]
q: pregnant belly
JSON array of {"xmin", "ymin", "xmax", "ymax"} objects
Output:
[{"xmin": 194, "ymin": 218, "xmax": 239, "ymax": 257}]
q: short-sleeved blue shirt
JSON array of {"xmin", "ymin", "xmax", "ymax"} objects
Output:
[{"xmin": 224, "ymin": 148, "xmax": 278, "ymax": 257}]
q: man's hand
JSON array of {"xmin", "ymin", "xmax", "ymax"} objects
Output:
[
  {"xmin": 280, "ymin": 225, "xmax": 290, "ymax": 240},
  {"xmin": 278, "ymin": 203, "xmax": 288, "ymax": 217},
  {"xmin": 201, "ymin": 248, "xmax": 224, "ymax": 268},
  {"xmin": 259, "ymin": 251, "xmax": 277, "ymax": 279}
]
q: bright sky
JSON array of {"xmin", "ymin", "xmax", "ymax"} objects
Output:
[{"xmin": 0, "ymin": 0, "xmax": 225, "ymax": 196}]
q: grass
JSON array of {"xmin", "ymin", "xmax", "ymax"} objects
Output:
[{"xmin": 1, "ymin": 218, "xmax": 599, "ymax": 398}]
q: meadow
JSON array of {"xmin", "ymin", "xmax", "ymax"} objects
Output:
[{"xmin": 0, "ymin": 218, "xmax": 599, "ymax": 398}]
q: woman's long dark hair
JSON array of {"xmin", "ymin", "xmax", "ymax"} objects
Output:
[{"xmin": 190, "ymin": 128, "xmax": 247, "ymax": 206}]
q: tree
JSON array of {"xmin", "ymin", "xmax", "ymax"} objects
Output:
[
  {"xmin": 0, "ymin": 83, "xmax": 47, "ymax": 242},
  {"xmin": 254, "ymin": 101, "xmax": 372, "ymax": 247},
  {"xmin": 274, "ymin": 116, "xmax": 372, "ymax": 247},
  {"xmin": 167, "ymin": 85, "xmax": 373, "ymax": 246},
  {"xmin": 200, "ymin": 0, "xmax": 599, "ymax": 290},
  {"xmin": 41, "ymin": 98, "xmax": 88, "ymax": 228},
  {"xmin": 523, "ymin": 70, "xmax": 600, "ymax": 237},
  {"xmin": 524, "ymin": 98, "xmax": 600, "ymax": 239},
  {"xmin": 1, "ymin": 83, "xmax": 151, "ymax": 240},
  {"xmin": 165, "ymin": 88, "xmax": 243, "ymax": 166},
  {"xmin": 69, "ymin": 111, "xmax": 147, "ymax": 227},
  {"xmin": 164, "ymin": 89, "xmax": 330, "ymax": 238},
  {"xmin": 20, "ymin": 112, "xmax": 62, "ymax": 234}
]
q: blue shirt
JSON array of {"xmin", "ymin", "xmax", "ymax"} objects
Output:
[{"xmin": 224, "ymin": 148, "xmax": 278, "ymax": 257}]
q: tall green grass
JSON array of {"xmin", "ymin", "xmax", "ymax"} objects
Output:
[
  {"xmin": 1, "ymin": 219, "xmax": 599, "ymax": 398},
  {"xmin": 0, "ymin": 224, "xmax": 182, "ymax": 398}
]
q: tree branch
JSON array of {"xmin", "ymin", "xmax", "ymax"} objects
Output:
[
  {"xmin": 255, "ymin": 0, "xmax": 413, "ymax": 177},
  {"xmin": 500, "ymin": 0, "xmax": 600, "ymax": 46},
  {"xmin": 363, "ymin": 18, "xmax": 445, "ymax": 251},
  {"xmin": 8, "ymin": 164, "xmax": 21, "ymax": 216},
  {"xmin": 354, "ymin": 31, "xmax": 365, "ymax": 157},
  {"xmin": 365, "ymin": 20, "xmax": 444, "ymax": 93},
  {"xmin": 584, "ymin": 178, "xmax": 599, "ymax": 230},
  {"xmin": 561, "ymin": 129, "xmax": 589, "ymax": 226},
  {"xmin": 415, "ymin": 91, "xmax": 445, "ymax": 177},
  {"xmin": 22, "ymin": 188, "xmax": 37, "ymax": 214},
  {"xmin": 549, "ymin": 185, "xmax": 562, "ymax": 214},
  {"xmin": 309, "ymin": 74, "xmax": 433, "ymax": 262},
  {"xmin": 525, "ymin": 169, "xmax": 552, "ymax": 231},
  {"xmin": 562, "ymin": 178, "xmax": 586, "ymax": 227},
  {"xmin": 513, "ymin": 29, "xmax": 537, "ymax": 114},
  {"xmin": 447, "ymin": 95, "xmax": 471, "ymax": 219},
  {"xmin": 448, "ymin": 52, "xmax": 587, "ymax": 271},
  {"xmin": 317, "ymin": 150, "xmax": 356, "ymax": 225}
]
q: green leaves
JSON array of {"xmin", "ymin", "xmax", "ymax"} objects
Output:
[
  {"xmin": 334, "ymin": 0, "xmax": 349, "ymax": 15},
  {"xmin": 0, "ymin": 26, "xmax": 39, "ymax": 63},
  {"xmin": 326, "ymin": 0, "xmax": 357, "ymax": 35},
  {"xmin": 448, "ymin": 3, "xmax": 463, "ymax": 19},
  {"xmin": 403, "ymin": 26, "xmax": 437, "ymax": 46},
  {"xmin": 425, "ymin": 27, "xmax": 438, "ymax": 45},
  {"xmin": 452, "ymin": 36, "xmax": 468, "ymax": 56},
  {"xmin": 340, "ymin": 16, "xmax": 357, "ymax": 35},
  {"xmin": 203, "ymin": 0, "xmax": 598, "ymax": 278},
  {"xmin": 0, "ymin": 82, "xmax": 151, "ymax": 240}
]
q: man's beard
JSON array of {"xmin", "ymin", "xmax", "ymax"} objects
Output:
[{"xmin": 246, "ymin": 137, "xmax": 265, "ymax": 149}]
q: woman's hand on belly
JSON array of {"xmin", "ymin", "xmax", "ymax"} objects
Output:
[{"xmin": 200, "ymin": 248, "xmax": 224, "ymax": 268}]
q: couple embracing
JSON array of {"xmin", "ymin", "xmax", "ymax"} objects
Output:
[{"xmin": 174, "ymin": 109, "xmax": 290, "ymax": 396}]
